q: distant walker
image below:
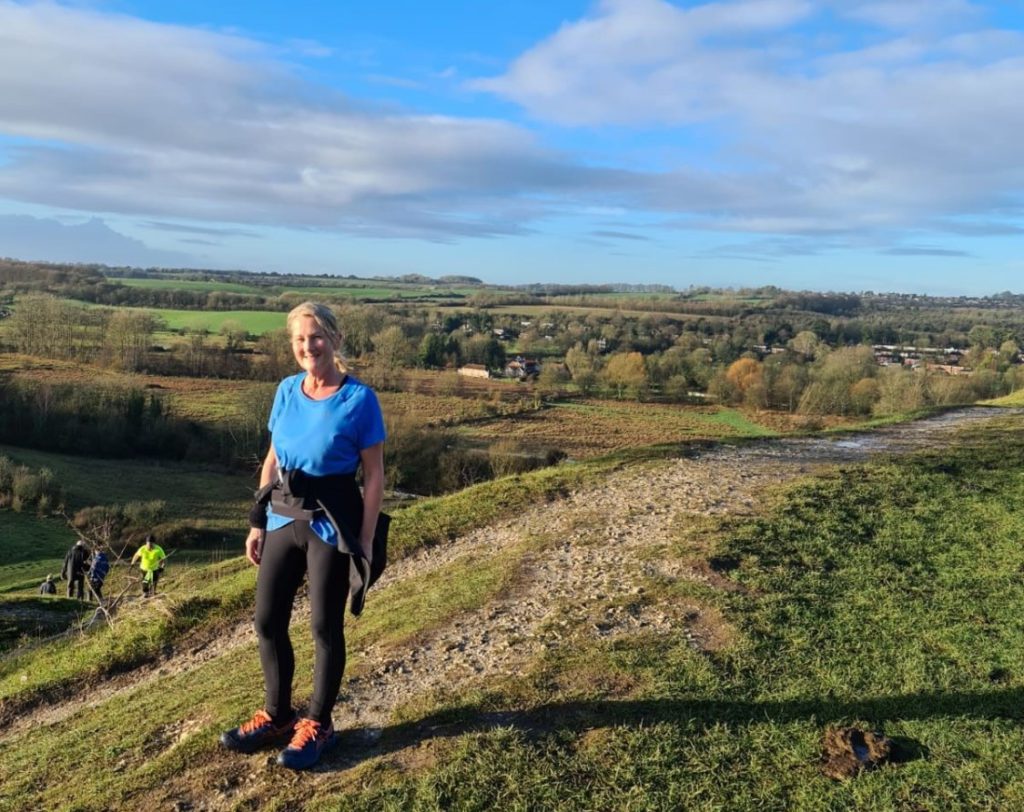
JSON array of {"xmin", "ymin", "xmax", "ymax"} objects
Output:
[{"xmin": 131, "ymin": 535, "xmax": 167, "ymax": 597}]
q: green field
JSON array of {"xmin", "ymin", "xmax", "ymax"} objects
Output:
[
  {"xmin": 147, "ymin": 308, "xmax": 287, "ymax": 334},
  {"xmin": 5, "ymin": 298, "xmax": 287, "ymax": 337},
  {"xmin": 109, "ymin": 275, "xmax": 479, "ymax": 300},
  {"xmin": 112, "ymin": 277, "xmax": 262, "ymax": 294},
  {"xmin": 0, "ymin": 444, "xmax": 252, "ymax": 532},
  {"xmin": 281, "ymin": 284, "xmax": 477, "ymax": 299}
]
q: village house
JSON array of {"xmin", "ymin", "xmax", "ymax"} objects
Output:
[
  {"xmin": 457, "ymin": 364, "xmax": 490, "ymax": 379},
  {"xmin": 504, "ymin": 357, "xmax": 541, "ymax": 380},
  {"xmin": 926, "ymin": 363, "xmax": 973, "ymax": 376},
  {"xmin": 872, "ymin": 344, "xmax": 965, "ymax": 369}
]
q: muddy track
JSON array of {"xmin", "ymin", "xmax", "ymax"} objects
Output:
[{"xmin": 5, "ymin": 407, "xmax": 1019, "ymax": 808}]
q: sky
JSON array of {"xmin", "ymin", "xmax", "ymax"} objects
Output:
[{"xmin": 1, "ymin": 0, "xmax": 1023, "ymax": 294}]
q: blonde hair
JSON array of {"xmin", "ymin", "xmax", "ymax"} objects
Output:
[{"xmin": 287, "ymin": 301, "xmax": 348, "ymax": 374}]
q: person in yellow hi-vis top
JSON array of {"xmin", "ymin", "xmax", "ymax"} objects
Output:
[{"xmin": 131, "ymin": 535, "xmax": 167, "ymax": 597}]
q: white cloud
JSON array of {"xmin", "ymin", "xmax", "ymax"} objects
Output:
[
  {"xmin": 474, "ymin": 0, "xmax": 1024, "ymax": 242},
  {"xmin": 0, "ymin": 2, "xmax": 605, "ymax": 240},
  {"xmin": 471, "ymin": 0, "xmax": 813, "ymax": 126},
  {"xmin": 837, "ymin": 0, "xmax": 979, "ymax": 30},
  {"xmin": 1, "ymin": 0, "xmax": 1022, "ymax": 261}
]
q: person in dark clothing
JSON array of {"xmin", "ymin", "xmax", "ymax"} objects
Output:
[
  {"xmin": 61, "ymin": 540, "xmax": 89, "ymax": 600},
  {"xmin": 39, "ymin": 574, "xmax": 57, "ymax": 595},
  {"xmin": 88, "ymin": 549, "xmax": 110, "ymax": 602}
]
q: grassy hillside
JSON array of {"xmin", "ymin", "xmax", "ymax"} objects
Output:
[
  {"xmin": 0, "ymin": 511, "xmax": 75, "ymax": 593},
  {"xmin": 0, "ymin": 442, "xmax": 255, "ymax": 650},
  {"xmin": 985, "ymin": 389, "xmax": 1024, "ymax": 408},
  {"xmin": 0, "ymin": 444, "xmax": 252, "ymax": 530},
  {"xmin": 2, "ymin": 413, "xmax": 1024, "ymax": 809}
]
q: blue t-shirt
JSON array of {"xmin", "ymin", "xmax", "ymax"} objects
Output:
[{"xmin": 264, "ymin": 373, "xmax": 386, "ymax": 545}]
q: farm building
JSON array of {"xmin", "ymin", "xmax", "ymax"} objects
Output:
[{"xmin": 457, "ymin": 364, "xmax": 490, "ymax": 379}]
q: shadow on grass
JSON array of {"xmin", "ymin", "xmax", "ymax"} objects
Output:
[{"xmin": 323, "ymin": 688, "xmax": 1023, "ymax": 771}]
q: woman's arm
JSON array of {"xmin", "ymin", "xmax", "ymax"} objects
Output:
[
  {"xmin": 358, "ymin": 442, "xmax": 385, "ymax": 561},
  {"xmin": 246, "ymin": 445, "xmax": 278, "ymax": 566},
  {"xmin": 259, "ymin": 445, "xmax": 279, "ymax": 489}
]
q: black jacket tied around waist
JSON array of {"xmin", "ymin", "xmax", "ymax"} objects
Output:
[{"xmin": 255, "ymin": 469, "xmax": 388, "ymax": 616}]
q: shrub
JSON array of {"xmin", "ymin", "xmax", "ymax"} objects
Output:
[
  {"xmin": 0, "ymin": 457, "xmax": 63, "ymax": 514},
  {"xmin": 488, "ymin": 437, "xmax": 535, "ymax": 478},
  {"xmin": 71, "ymin": 500, "xmax": 167, "ymax": 547},
  {"xmin": 0, "ymin": 455, "xmax": 13, "ymax": 493}
]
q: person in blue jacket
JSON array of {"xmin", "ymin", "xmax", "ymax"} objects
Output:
[
  {"xmin": 220, "ymin": 302, "xmax": 386, "ymax": 771},
  {"xmin": 88, "ymin": 549, "xmax": 110, "ymax": 602}
]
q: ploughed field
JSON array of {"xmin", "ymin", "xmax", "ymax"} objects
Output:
[{"xmin": 457, "ymin": 398, "xmax": 852, "ymax": 459}]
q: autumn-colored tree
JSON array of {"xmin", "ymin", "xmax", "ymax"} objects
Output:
[
  {"xmin": 565, "ymin": 345, "xmax": 599, "ymax": 395},
  {"xmin": 849, "ymin": 377, "xmax": 880, "ymax": 415},
  {"xmin": 725, "ymin": 357, "xmax": 763, "ymax": 405},
  {"xmin": 603, "ymin": 352, "xmax": 648, "ymax": 400}
]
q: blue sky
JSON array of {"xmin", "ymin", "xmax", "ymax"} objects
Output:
[{"xmin": 1, "ymin": 0, "xmax": 1023, "ymax": 294}]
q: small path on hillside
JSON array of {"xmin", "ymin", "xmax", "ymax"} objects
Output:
[
  {"xmin": 327, "ymin": 407, "xmax": 1018, "ymax": 738},
  {"xmin": 5, "ymin": 407, "xmax": 1019, "ymax": 807}
]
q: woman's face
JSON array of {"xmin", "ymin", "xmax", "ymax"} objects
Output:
[{"xmin": 291, "ymin": 315, "xmax": 334, "ymax": 377}]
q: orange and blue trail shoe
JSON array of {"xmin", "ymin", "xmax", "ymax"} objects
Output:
[
  {"xmin": 220, "ymin": 709, "xmax": 297, "ymax": 753},
  {"xmin": 276, "ymin": 717, "xmax": 337, "ymax": 770}
]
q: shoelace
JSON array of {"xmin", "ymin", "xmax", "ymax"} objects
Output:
[
  {"xmin": 239, "ymin": 709, "xmax": 273, "ymax": 735},
  {"xmin": 288, "ymin": 718, "xmax": 323, "ymax": 749}
]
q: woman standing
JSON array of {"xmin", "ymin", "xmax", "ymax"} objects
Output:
[{"xmin": 221, "ymin": 302, "xmax": 386, "ymax": 770}]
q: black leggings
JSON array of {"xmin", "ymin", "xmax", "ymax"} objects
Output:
[{"xmin": 255, "ymin": 521, "xmax": 350, "ymax": 726}]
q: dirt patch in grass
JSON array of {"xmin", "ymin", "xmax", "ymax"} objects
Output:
[
  {"xmin": 681, "ymin": 605, "xmax": 734, "ymax": 653},
  {"xmin": 660, "ymin": 557, "xmax": 751, "ymax": 595},
  {"xmin": 820, "ymin": 726, "xmax": 897, "ymax": 780}
]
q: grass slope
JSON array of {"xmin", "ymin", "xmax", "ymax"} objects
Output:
[
  {"xmin": 326, "ymin": 416, "xmax": 1024, "ymax": 811},
  {"xmin": 0, "ymin": 444, "xmax": 252, "ymax": 529},
  {"xmin": 0, "ymin": 444, "xmax": 253, "ymax": 649},
  {"xmin": 4, "ymin": 416, "xmax": 1023, "ymax": 809},
  {"xmin": 0, "ymin": 511, "xmax": 74, "ymax": 593}
]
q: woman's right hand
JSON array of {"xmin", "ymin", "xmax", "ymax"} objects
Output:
[{"xmin": 245, "ymin": 528, "xmax": 266, "ymax": 566}]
